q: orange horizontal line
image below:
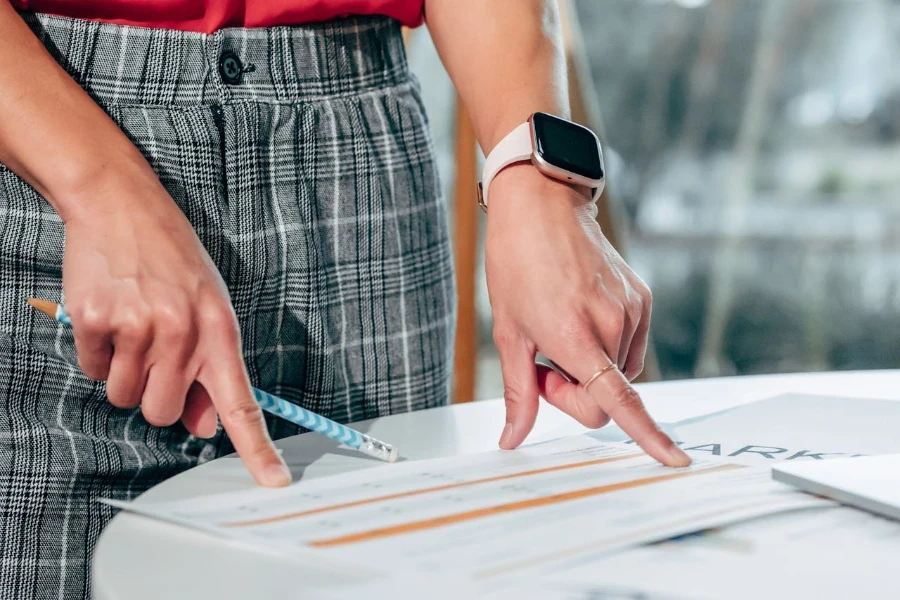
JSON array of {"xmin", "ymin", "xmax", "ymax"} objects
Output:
[
  {"xmin": 309, "ymin": 463, "xmax": 743, "ymax": 548},
  {"xmin": 221, "ymin": 451, "xmax": 643, "ymax": 528}
]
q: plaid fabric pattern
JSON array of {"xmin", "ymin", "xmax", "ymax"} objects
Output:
[{"xmin": 0, "ymin": 13, "xmax": 454, "ymax": 599}]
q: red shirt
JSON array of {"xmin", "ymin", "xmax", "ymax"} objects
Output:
[{"xmin": 10, "ymin": 0, "xmax": 425, "ymax": 32}]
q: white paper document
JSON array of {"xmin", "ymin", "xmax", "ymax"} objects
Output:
[
  {"xmin": 532, "ymin": 393, "xmax": 900, "ymax": 599},
  {"xmin": 354, "ymin": 505, "xmax": 900, "ymax": 600},
  {"xmin": 512, "ymin": 507, "xmax": 900, "ymax": 600},
  {"xmin": 106, "ymin": 435, "xmax": 826, "ymax": 583},
  {"xmin": 594, "ymin": 393, "xmax": 900, "ymax": 465}
]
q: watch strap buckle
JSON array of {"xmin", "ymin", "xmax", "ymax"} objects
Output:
[{"xmin": 476, "ymin": 182, "xmax": 487, "ymax": 212}]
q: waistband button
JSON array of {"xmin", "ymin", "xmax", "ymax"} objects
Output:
[{"xmin": 218, "ymin": 51, "xmax": 244, "ymax": 85}]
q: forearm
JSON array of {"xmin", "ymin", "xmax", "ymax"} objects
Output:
[
  {"xmin": 425, "ymin": 0, "xmax": 569, "ymax": 154},
  {"xmin": 0, "ymin": 2, "xmax": 153, "ymax": 221}
]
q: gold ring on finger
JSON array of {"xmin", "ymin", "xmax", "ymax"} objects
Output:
[{"xmin": 582, "ymin": 363, "xmax": 618, "ymax": 391}]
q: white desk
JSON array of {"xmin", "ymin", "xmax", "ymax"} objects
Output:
[{"xmin": 92, "ymin": 370, "xmax": 900, "ymax": 600}]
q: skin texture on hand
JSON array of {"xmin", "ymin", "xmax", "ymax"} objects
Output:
[
  {"xmin": 0, "ymin": 3, "xmax": 289, "ymax": 487},
  {"xmin": 485, "ymin": 165, "xmax": 691, "ymax": 468},
  {"xmin": 60, "ymin": 171, "xmax": 292, "ymax": 487}
]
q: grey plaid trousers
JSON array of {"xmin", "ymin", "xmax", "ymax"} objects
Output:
[{"xmin": 0, "ymin": 13, "xmax": 454, "ymax": 599}]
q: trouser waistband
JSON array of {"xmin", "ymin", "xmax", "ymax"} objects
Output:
[{"xmin": 22, "ymin": 12, "xmax": 409, "ymax": 106}]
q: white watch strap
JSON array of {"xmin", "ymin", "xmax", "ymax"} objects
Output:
[
  {"xmin": 479, "ymin": 122, "xmax": 533, "ymax": 208},
  {"xmin": 479, "ymin": 121, "xmax": 604, "ymax": 209}
]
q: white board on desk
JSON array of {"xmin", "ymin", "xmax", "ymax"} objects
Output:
[{"xmin": 773, "ymin": 454, "xmax": 900, "ymax": 522}]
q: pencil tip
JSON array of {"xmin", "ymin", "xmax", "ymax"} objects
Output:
[{"xmin": 27, "ymin": 298, "xmax": 57, "ymax": 319}]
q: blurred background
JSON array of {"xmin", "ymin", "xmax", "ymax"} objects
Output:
[{"xmin": 408, "ymin": 0, "xmax": 900, "ymax": 401}]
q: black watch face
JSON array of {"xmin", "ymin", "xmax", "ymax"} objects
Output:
[{"xmin": 531, "ymin": 112, "xmax": 604, "ymax": 180}]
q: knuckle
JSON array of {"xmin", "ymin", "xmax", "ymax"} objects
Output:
[
  {"xmin": 572, "ymin": 395, "xmax": 610, "ymax": 429},
  {"xmin": 604, "ymin": 308, "xmax": 626, "ymax": 334},
  {"xmin": 613, "ymin": 384, "xmax": 645, "ymax": 411},
  {"xmin": 491, "ymin": 321, "xmax": 520, "ymax": 350},
  {"xmin": 503, "ymin": 382, "xmax": 526, "ymax": 403},
  {"xmin": 582, "ymin": 408, "xmax": 611, "ymax": 429},
  {"xmin": 115, "ymin": 308, "xmax": 151, "ymax": 341},
  {"xmin": 626, "ymin": 288, "xmax": 644, "ymax": 313},
  {"xmin": 638, "ymin": 280, "xmax": 652, "ymax": 301},
  {"xmin": 79, "ymin": 360, "xmax": 109, "ymax": 382},
  {"xmin": 78, "ymin": 313, "xmax": 104, "ymax": 334},
  {"xmin": 71, "ymin": 300, "xmax": 107, "ymax": 334},
  {"xmin": 631, "ymin": 277, "xmax": 653, "ymax": 310},
  {"xmin": 154, "ymin": 303, "xmax": 192, "ymax": 337},
  {"xmin": 200, "ymin": 303, "xmax": 240, "ymax": 341},
  {"xmin": 200, "ymin": 301, "xmax": 236, "ymax": 328},
  {"xmin": 140, "ymin": 406, "xmax": 167, "ymax": 427},
  {"xmin": 106, "ymin": 386, "xmax": 139, "ymax": 409},
  {"xmin": 632, "ymin": 273, "xmax": 650, "ymax": 294},
  {"xmin": 224, "ymin": 402, "xmax": 265, "ymax": 429},
  {"xmin": 141, "ymin": 401, "xmax": 179, "ymax": 427}
]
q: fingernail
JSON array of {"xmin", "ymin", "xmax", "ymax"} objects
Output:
[
  {"xmin": 263, "ymin": 461, "xmax": 292, "ymax": 487},
  {"xmin": 499, "ymin": 423, "xmax": 514, "ymax": 449},
  {"xmin": 669, "ymin": 445, "xmax": 692, "ymax": 467}
]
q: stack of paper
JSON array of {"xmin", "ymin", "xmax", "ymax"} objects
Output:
[
  {"xmin": 106, "ymin": 434, "xmax": 825, "ymax": 590},
  {"xmin": 107, "ymin": 393, "xmax": 900, "ymax": 597},
  {"xmin": 524, "ymin": 393, "xmax": 900, "ymax": 599}
]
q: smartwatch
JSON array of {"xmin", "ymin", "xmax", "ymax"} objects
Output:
[{"xmin": 477, "ymin": 112, "xmax": 605, "ymax": 211}]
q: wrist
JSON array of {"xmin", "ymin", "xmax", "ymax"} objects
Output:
[
  {"xmin": 47, "ymin": 146, "xmax": 165, "ymax": 224},
  {"xmin": 489, "ymin": 163, "xmax": 593, "ymax": 212}
]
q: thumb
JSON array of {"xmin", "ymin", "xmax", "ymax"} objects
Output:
[{"xmin": 494, "ymin": 325, "xmax": 540, "ymax": 450}]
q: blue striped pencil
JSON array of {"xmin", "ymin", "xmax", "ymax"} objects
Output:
[{"xmin": 27, "ymin": 298, "xmax": 399, "ymax": 463}]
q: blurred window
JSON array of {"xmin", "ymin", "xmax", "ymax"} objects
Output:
[{"xmin": 576, "ymin": 0, "xmax": 900, "ymax": 378}]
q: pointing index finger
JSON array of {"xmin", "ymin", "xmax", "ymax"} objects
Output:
[
  {"xmin": 586, "ymin": 364, "xmax": 691, "ymax": 467},
  {"xmin": 199, "ymin": 349, "xmax": 291, "ymax": 487}
]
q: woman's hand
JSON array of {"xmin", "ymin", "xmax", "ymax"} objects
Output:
[
  {"xmin": 61, "ymin": 166, "xmax": 291, "ymax": 487},
  {"xmin": 485, "ymin": 164, "xmax": 691, "ymax": 467},
  {"xmin": 0, "ymin": 2, "xmax": 288, "ymax": 486}
]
